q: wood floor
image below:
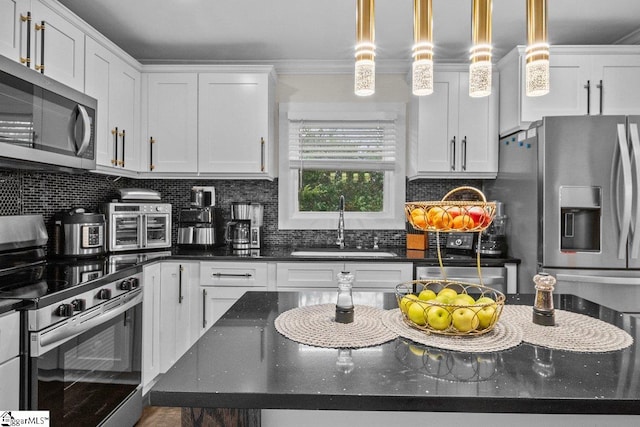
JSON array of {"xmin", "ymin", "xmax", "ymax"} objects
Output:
[{"xmin": 135, "ymin": 406, "xmax": 182, "ymax": 427}]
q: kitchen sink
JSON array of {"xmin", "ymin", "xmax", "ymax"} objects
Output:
[{"xmin": 290, "ymin": 248, "xmax": 398, "ymax": 258}]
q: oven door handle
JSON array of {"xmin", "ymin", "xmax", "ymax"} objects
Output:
[{"xmin": 31, "ymin": 290, "xmax": 142, "ymax": 357}]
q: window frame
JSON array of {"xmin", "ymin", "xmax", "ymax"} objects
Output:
[{"xmin": 278, "ymin": 102, "xmax": 406, "ymax": 230}]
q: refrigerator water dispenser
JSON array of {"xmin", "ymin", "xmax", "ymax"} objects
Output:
[{"xmin": 560, "ymin": 186, "xmax": 601, "ymax": 252}]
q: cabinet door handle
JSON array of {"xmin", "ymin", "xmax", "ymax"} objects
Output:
[
  {"xmin": 260, "ymin": 137, "xmax": 265, "ymax": 172},
  {"xmin": 20, "ymin": 12, "xmax": 31, "ymax": 67},
  {"xmin": 450, "ymin": 136, "xmax": 456, "ymax": 171},
  {"xmin": 212, "ymin": 272, "xmax": 252, "ymax": 278},
  {"xmin": 461, "ymin": 136, "xmax": 467, "ymax": 171},
  {"xmin": 120, "ymin": 129, "xmax": 126, "ymax": 167},
  {"xmin": 178, "ymin": 265, "xmax": 184, "ymax": 304},
  {"xmin": 597, "ymin": 80, "xmax": 603, "ymax": 115},
  {"xmin": 584, "ymin": 80, "xmax": 591, "ymax": 115},
  {"xmin": 202, "ymin": 289, "xmax": 207, "ymax": 329},
  {"xmin": 34, "ymin": 21, "xmax": 44, "ymax": 73},
  {"xmin": 111, "ymin": 127, "xmax": 118, "ymax": 165},
  {"xmin": 149, "ymin": 137, "xmax": 155, "ymax": 171}
]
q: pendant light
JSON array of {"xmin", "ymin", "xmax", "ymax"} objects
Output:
[
  {"xmin": 525, "ymin": 0, "xmax": 549, "ymax": 96},
  {"xmin": 412, "ymin": 0, "xmax": 434, "ymax": 96},
  {"xmin": 469, "ymin": 0, "xmax": 492, "ymax": 97},
  {"xmin": 355, "ymin": 0, "xmax": 375, "ymax": 96}
]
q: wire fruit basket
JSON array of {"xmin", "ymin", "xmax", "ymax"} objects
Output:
[
  {"xmin": 405, "ymin": 186, "xmax": 496, "ymax": 233},
  {"xmin": 395, "ymin": 280, "xmax": 505, "ymax": 336}
]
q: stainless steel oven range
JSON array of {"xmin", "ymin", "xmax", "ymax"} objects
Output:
[
  {"xmin": 0, "ymin": 215, "xmax": 143, "ymax": 427},
  {"xmin": 102, "ymin": 202, "xmax": 172, "ymax": 252}
]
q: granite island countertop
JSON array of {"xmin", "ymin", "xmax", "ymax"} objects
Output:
[{"xmin": 149, "ymin": 291, "xmax": 640, "ymax": 417}]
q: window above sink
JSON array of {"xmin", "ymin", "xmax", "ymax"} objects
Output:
[{"xmin": 278, "ymin": 102, "xmax": 407, "ymax": 230}]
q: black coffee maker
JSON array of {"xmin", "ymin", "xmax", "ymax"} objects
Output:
[{"xmin": 477, "ymin": 201, "xmax": 508, "ymax": 258}]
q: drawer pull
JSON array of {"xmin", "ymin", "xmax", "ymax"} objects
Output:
[{"xmin": 212, "ymin": 272, "xmax": 252, "ymax": 278}]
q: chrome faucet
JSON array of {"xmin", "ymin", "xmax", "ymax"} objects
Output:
[{"xmin": 336, "ymin": 195, "xmax": 345, "ymax": 249}]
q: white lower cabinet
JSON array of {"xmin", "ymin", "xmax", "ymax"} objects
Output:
[
  {"xmin": 198, "ymin": 262, "xmax": 268, "ymax": 336},
  {"xmin": 0, "ymin": 311, "xmax": 20, "ymax": 409},
  {"xmin": 142, "ymin": 262, "xmax": 161, "ymax": 394},
  {"xmin": 159, "ymin": 261, "xmax": 199, "ymax": 373},
  {"xmin": 276, "ymin": 262, "xmax": 413, "ymax": 291}
]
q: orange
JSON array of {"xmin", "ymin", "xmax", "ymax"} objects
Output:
[
  {"xmin": 427, "ymin": 207, "xmax": 445, "ymax": 223},
  {"xmin": 429, "ymin": 208, "xmax": 453, "ymax": 230},
  {"xmin": 452, "ymin": 214, "xmax": 475, "ymax": 230},
  {"xmin": 410, "ymin": 208, "xmax": 427, "ymax": 229},
  {"xmin": 446, "ymin": 206, "xmax": 463, "ymax": 218}
]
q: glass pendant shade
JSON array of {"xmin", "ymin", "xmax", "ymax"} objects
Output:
[
  {"xmin": 526, "ymin": 0, "xmax": 549, "ymax": 97},
  {"xmin": 469, "ymin": 0, "xmax": 492, "ymax": 97},
  {"xmin": 412, "ymin": 0, "xmax": 434, "ymax": 96},
  {"xmin": 355, "ymin": 0, "xmax": 375, "ymax": 96}
]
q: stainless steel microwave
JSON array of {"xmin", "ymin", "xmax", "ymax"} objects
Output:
[{"xmin": 0, "ymin": 55, "xmax": 96, "ymax": 170}]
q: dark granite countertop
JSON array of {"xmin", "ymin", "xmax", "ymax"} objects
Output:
[
  {"xmin": 149, "ymin": 291, "xmax": 640, "ymax": 415},
  {"xmin": 171, "ymin": 246, "xmax": 520, "ymax": 267},
  {"xmin": 0, "ymin": 298, "xmax": 23, "ymax": 315}
]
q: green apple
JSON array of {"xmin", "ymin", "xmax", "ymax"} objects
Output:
[
  {"xmin": 399, "ymin": 294, "xmax": 419, "ymax": 314},
  {"xmin": 474, "ymin": 296, "xmax": 498, "ymax": 329},
  {"xmin": 451, "ymin": 306, "xmax": 480, "ymax": 332},
  {"xmin": 426, "ymin": 305, "xmax": 451, "ymax": 330},
  {"xmin": 407, "ymin": 301, "xmax": 428, "ymax": 326},
  {"xmin": 451, "ymin": 293, "xmax": 475, "ymax": 306},
  {"xmin": 437, "ymin": 287, "xmax": 458, "ymax": 301},
  {"xmin": 418, "ymin": 288, "xmax": 437, "ymax": 301}
]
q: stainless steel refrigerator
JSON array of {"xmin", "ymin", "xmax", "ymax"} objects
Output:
[{"xmin": 485, "ymin": 115, "xmax": 640, "ymax": 314}]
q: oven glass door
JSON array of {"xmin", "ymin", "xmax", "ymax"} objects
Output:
[
  {"xmin": 144, "ymin": 213, "xmax": 170, "ymax": 248},
  {"xmin": 29, "ymin": 303, "xmax": 142, "ymax": 426},
  {"xmin": 110, "ymin": 213, "xmax": 142, "ymax": 250}
]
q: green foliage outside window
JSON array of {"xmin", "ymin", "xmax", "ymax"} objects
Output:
[{"xmin": 298, "ymin": 170, "xmax": 384, "ymax": 212}]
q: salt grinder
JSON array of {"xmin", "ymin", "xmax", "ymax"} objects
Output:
[
  {"xmin": 532, "ymin": 272, "xmax": 556, "ymax": 326},
  {"xmin": 335, "ymin": 271, "xmax": 354, "ymax": 324}
]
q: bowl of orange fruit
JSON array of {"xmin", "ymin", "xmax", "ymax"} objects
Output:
[{"xmin": 405, "ymin": 186, "xmax": 496, "ymax": 233}]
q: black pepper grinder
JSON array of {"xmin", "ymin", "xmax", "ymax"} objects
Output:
[
  {"xmin": 335, "ymin": 271, "xmax": 354, "ymax": 323},
  {"xmin": 532, "ymin": 272, "xmax": 556, "ymax": 326}
]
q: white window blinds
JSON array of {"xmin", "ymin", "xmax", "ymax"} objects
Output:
[{"xmin": 288, "ymin": 119, "xmax": 397, "ymax": 171}]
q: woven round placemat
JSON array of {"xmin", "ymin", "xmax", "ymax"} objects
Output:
[
  {"xmin": 501, "ymin": 305, "xmax": 634, "ymax": 352},
  {"xmin": 380, "ymin": 308, "xmax": 524, "ymax": 353},
  {"xmin": 274, "ymin": 304, "xmax": 398, "ymax": 348}
]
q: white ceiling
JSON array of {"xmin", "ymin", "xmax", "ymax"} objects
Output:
[{"xmin": 58, "ymin": 0, "xmax": 640, "ymax": 66}]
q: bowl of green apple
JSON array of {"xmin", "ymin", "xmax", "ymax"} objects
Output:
[{"xmin": 395, "ymin": 280, "xmax": 505, "ymax": 336}]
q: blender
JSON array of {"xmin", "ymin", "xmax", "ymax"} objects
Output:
[{"xmin": 477, "ymin": 201, "xmax": 508, "ymax": 257}]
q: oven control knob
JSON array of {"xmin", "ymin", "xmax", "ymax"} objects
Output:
[
  {"xmin": 71, "ymin": 299, "xmax": 86, "ymax": 311},
  {"xmin": 119, "ymin": 279, "xmax": 131, "ymax": 290},
  {"xmin": 97, "ymin": 288, "xmax": 112, "ymax": 299},
  {"xmin": 56, "ymin": 303, "xmax": 74, "ymax": 317},
  {"xmin": 119, "ymin": 278, "xmax": 139, "ymax": 290},
  {"xmin": 454, "ymin": 238, "xmax": 463, "ymax": 246}
]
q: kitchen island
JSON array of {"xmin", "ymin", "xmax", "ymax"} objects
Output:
[{"xmin": 149, "ymin": 291, "xmax": 640, "ymax": 427}]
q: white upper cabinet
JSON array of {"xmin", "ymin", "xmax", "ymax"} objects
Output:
[
  {"xmin": 144, "ymin": 72, "xmax": 199, "ymax": 173},
  {"xmin": 408, "ymin": 68, "xmax": 499, "ymax": 179},
  {"xmin": 142, "ymin": 66, "xmax": 276, "ymax": 178},
  {"xmin": 498, "ymin": 46, "xmax": 640, "ymax": 136},
  {"xmin": 198, "ymin": 72, "xmax": 275, "ymax": 177},
  {"xmin": 30, "ymin": 0, "xmax": 84, "ymax": 91},
  {"xmin": 0, "ymin": 0, "xmax": 84, "ymax": 91},
  {"xmin": 0, "ymin": 0, "xmax": 29, "ymax": 62},
  {"xmin": 85, "ymin": 37, "xmax": 140, "ymax": 173}
]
